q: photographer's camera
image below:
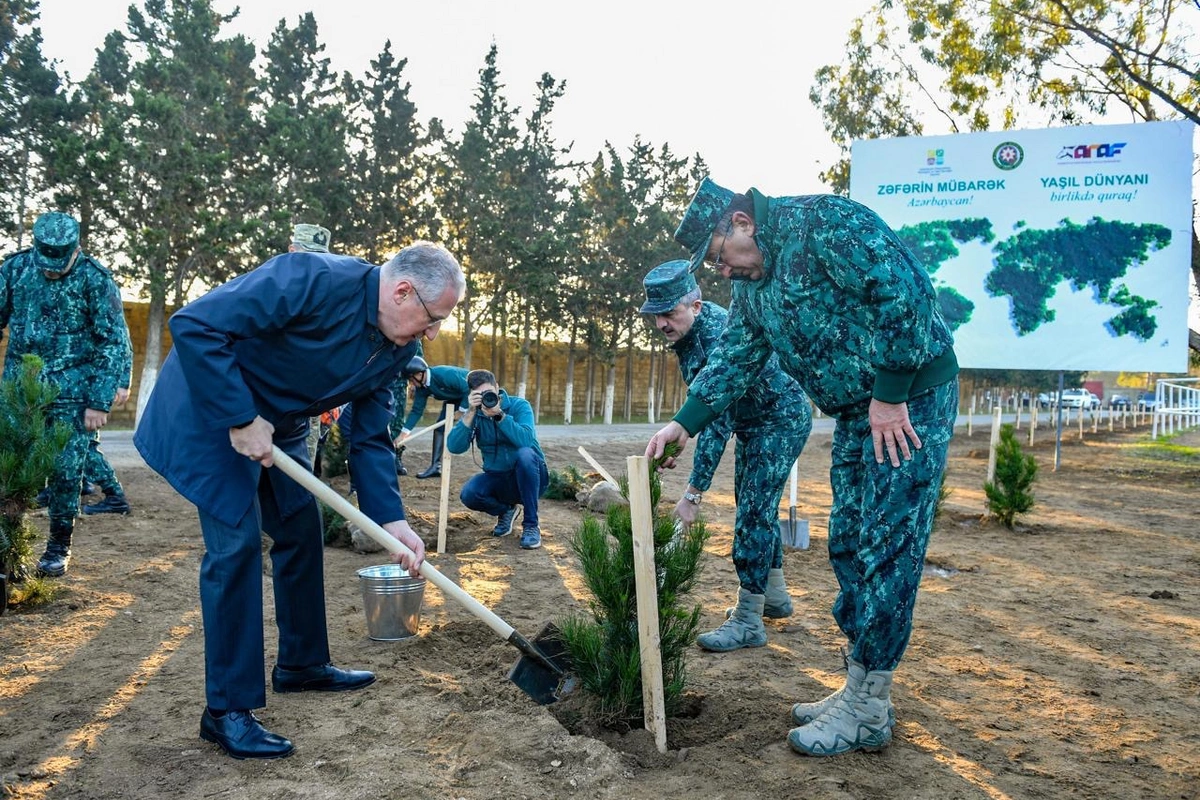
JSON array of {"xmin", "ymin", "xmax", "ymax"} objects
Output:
[{"xmin": 481, "ymin": 390, "xmax": 500, "ymax": 409}]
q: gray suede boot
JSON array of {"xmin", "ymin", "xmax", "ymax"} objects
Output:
[
  {"xmin": 791, "ymin": 655, "xmax": 896, "ymax": 726},
  {"xmin": 787, "ymin": 660, "xmax": 894, "ymax": 756},
  {"xmin": 697, "ymin": 588, "xmax": 766, "ymax": 652},
  {"xmin": 726, "ymin": 568, "xmax": 792, "ymax": 619}
]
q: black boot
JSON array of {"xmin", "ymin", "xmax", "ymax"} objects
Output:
[
  {"xmin": 395, "ymin": 445, "xmax": 408, "ymax": 477},
  {"xmin": 83, "ymin": 491, "xmax": 131, "ymax": 515},
  {"xmin": 415, "ymin": 429, "xmax": 444, "ymax": 479},
  {"xmin": 37, "ymin": 519, "xmax": 74, "ymax": 577}
]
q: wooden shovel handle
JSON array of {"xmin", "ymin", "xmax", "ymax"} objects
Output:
[{"xmin": 269, "ymin": 446, "xmax": 515, "ymax": 640}]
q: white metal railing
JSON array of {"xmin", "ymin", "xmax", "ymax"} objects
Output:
[{"xmin": 1151, "ymin": 377, "xmax": 1200, "ymax": 438}]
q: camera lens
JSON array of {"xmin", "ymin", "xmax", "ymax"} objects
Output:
[{"xmin": 481, "ymin": 390, "xmax": 500, "ymax": 409}]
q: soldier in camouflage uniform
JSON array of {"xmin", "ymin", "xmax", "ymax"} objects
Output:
[
  {"xmin": 291, "ymin": 223, "xmax": 333, "ymax": 465},
  {"xmin": 0, "ymin": 212, "xmax": 132, "ymax": 577},
  {"xmin": 640, "ymin": 260, "xmax": 811, "ymax": 652},
  {"xmin": 646, "ymin": 177, "xmax": 959, "ymax": 756}
]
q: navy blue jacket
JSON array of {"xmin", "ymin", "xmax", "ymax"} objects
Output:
[{"xmin": 134, "ymin": 252, "xmax": 417, "ymax": 528}]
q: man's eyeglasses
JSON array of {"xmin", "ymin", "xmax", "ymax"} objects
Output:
[
  {"xmin": 707, "ymin": 230, "xmax": 728, "ymax": 269},
  {"xmin": 411, "ymin": 284, "xmax": 447, "ymax": 327}
]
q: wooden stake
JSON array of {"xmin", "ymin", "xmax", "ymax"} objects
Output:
[
  {"xmin": 986, "ymin": 407, "xmax": 1003, "ymax": 484},
  {"xmin": 1028, "ymin": 405, "xmax": 1037, "ymax": 447},
  {"xmin": 578, "ymin": 446, "xmax": 619, "ymax": 488},
  {"xmin": 626, "ymin": 455, "xmax": 667, "ymax": 754},
  {"xmin": 437, "ymin": 402, "xmax": 454, "ymax": 554}
]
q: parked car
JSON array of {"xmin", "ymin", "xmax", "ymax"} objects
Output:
[
  {"xmin": 1059, "ymin": 388, "xmax": 1100, "ymax": 409},
  {"xmin": 1110, "ymin": 394, "xmax": 1131, "ymax": 409},
  {"xmin": 1036, "ymin": 392, "xmax": 1052, "ymax": 409},
  {"xmin": 1137, "ymin": 392, "xmax": 1161, "ymax": 411}
]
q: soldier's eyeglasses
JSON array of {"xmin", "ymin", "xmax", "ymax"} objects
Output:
[{"xmin": 707, "ymin": 232, "xmax": 728, "ymax": 269}]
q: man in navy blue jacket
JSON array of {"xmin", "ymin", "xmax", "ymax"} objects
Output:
[{"xmin": 135, "ymin": 241, "xmax": 464, "ymax": 760}]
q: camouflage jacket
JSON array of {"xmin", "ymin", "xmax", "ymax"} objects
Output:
[
  {"xmin": 676, "ymin": 191, "xmax": 958, "ymax": 432},
  {"xmin": 0, "ymin": 249, "xmax": 130, "ymax": 410},
  {"xmin": 672, "ymin": 301, "xmax": 810, "ymax": 492}
]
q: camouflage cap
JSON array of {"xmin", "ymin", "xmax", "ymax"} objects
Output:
[
  {"xmin": 674, "ymin": 176, "xmax": 736, "ymax": 273},
  {"xmin": 291, "ymin": 223, "xmax": 332, "ymax": 253},
  {"xmin": 640, "ymin": 260, "xmax": 698, "ymax": 314},
  {"xmin": 32, "ymin": 211, "xmax": 80, "ymax": 272}
]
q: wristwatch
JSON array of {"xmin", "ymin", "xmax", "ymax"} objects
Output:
[{"xmin": 682, "ymin": 490, "xmax": 702, "ymax": 505}]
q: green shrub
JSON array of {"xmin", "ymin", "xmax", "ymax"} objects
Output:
[
  {"xmin": 984, "ymin": 423, "xmax": 1037, "ymax": 528},
  {"xmin": 556, "ymin": 444, "xmax": 708, "ymax": 727},
  {"xmin": 0, "ymin": 355, "xmax": 72, "ymax": 607},
  {"xmin": 544, "ymin": 463, "xmax": 587, "ymax": 501}
]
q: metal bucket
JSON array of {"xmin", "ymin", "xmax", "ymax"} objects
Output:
[{"xmin": 356, "ymin": 565, "xmax": 426, "ymax": 641}]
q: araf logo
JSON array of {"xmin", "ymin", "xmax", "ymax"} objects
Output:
[
  {"xmin": 926, "ymin": 148, "xmax": 944, "ymax": 166},
  {"xmin": 1057, "ymin": 143, "xmax": 1127, "ymax": 159}
]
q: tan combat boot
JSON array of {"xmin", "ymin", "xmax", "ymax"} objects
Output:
[
  {"xmin": 697, "ymin": 588, "xmax": 766, "ymax": 652},
  {"xmin": 787, "ymin": 659, "xmax": 894, "ymax": 756}
]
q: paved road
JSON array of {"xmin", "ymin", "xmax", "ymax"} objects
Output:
[{"xmin": 95, "ymin": 412, "xmax": 1028, "ymax": 470}]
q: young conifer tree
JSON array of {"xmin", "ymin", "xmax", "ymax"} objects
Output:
[
  {"xmin": 557, "ymin": 444, "xmax": 708, "ymax": 726},
  {"xmin": 984, "ymin": 423, "xmax": 1038, "ymax": 528},
  {"xmin": 0, "ymin": 356, "xmax": 72, "ymax": 611}
]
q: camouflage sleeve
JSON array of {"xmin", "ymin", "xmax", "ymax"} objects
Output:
[
  {"xmin": 387, "ymin": 376, "xmax": 408, "ymax": 439},
  {"xmin": 118, "ymin": 321, "xmax": 133, "ymax": 389},
  {"xmin": 804, "ymin": 196, "xmax": 939, "ymax": 400},
  {"xmin": 0, "ymin": 256, "xmax": 13, "ymax": 332},
  {"xmin": 85, "ymin": 268, "xmax": 131, "ymax": 411},
  {"xmin": 674, "ymin": 298, "xmax": 775, "ymax": 436}
]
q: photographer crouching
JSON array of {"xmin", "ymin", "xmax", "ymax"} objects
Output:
[{"xmin": 446, "ymin": 369, "xmax": 549, "ymax": 550}]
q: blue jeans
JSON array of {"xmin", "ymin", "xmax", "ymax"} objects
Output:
[{"xmin": 459, "ymin": 447, "xmax": 549, "ymax": 527}]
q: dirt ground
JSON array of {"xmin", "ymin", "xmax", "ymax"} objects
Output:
[{"xmin": 2, "ymin": 415, "xmax": 1199, "ymax": 800}]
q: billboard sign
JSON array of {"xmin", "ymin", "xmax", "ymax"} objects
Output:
[{"xmin": 849, "ymin": 121, "xmax": 1194, "ymax": 371}]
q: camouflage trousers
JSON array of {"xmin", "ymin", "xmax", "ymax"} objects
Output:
[
  {"xmin": 729, "ymin": 416, "xmax": 811, "ymax": 594},
  {"xmin": 85, "ymin": 430, "xmax": 123, "ymax": 495},
  {"xmin": 828, "ymin": 378, "xmax": 959, "ymax": 672},
  {"xmin": 46, "ymin": 404, "xmax": 92, "ymax": 524}
]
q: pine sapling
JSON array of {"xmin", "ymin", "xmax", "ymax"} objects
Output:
[
  {"xmin": 556, "ymin": 443, "xmax": 708, "ymax": 727},
  {"xmin": 984, "ymin": 423, "xmax": 1037, "ymax": 528},
  {"xmin": 0, "ymin": 356, "xmax": 72, "ymax": 610}
]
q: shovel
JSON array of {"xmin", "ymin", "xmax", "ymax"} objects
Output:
[
  {"xmin": 780, "ymin": 458, "xmax": 810, "ymax": 550},
  {"xmin": 269, "ymin": 446, "xmax": 575, "ymax": 705}
]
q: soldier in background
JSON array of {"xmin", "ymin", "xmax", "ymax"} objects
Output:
[
  {"xmin": 640, "ymin": 260, "xmax": 811, "ymax": 652},
  {"xmin": 289, "ymin": 223, "xmax": 333, "ymax": 465},
  {"xmin": 0, "ymin": 211, "xmax": 131, "ymax": 576}
]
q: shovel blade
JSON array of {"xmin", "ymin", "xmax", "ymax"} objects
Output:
[
  {"xmin": 780, "ymin": 508, "xmax": 810, "ymax": 550},
  {"xmin": 506, "ymin": 622, "xmax": 577, "ymax": 705}
]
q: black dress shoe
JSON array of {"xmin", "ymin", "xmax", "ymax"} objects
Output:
[
  {"xmin": 200, "ymin": 708, "xmax": 294, "ymax": 760},
  {"xmin": 271, "ymin": 662, "xmax": 376, "ymax": 693}
]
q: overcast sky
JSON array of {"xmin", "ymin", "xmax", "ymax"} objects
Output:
[{"xmin": 38, "ymin": 0, "xmax": 878, "ymax": 197}]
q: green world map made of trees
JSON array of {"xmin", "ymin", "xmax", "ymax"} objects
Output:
[{"xmin": 898, "ymin": 218, "xmax": 1173, "ymax": 340}]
